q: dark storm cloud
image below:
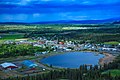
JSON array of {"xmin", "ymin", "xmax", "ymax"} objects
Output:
[
  {"xmin": 0, "ymin": 2, "xmax": 120, "ymax": 14},
  {"xmin": 0, "ymin": 0, "xmax": 120, "ymax": 22}
]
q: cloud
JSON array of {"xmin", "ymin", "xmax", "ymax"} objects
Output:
[
  {"xmin": 33, "ymin": 13, "xmax": 41, "ymax": 17},
  {"xmin": 40, "ymin": 0, "xmax": 52, "ymax": 1},
  {"xmin": 0, "ymin": 0, "xmax": 120, "ymax": 22},
  {"xmin": 0, "ymin": 14, "xmax": 28, "ymax": 22},
  {"xmin": 1, "ymin": 0, "xmax": 120, "ymax": 5},
  {"xmin": 0, "ymin": 2, "xmax": 120, "ymax": 14},
  {"xmin": 0, "ymin": 13, "xmax": 67, "ymax": 22},
  {"xmin": 1, "ymin": 9, "xmax": 120, "ymax": 22}
]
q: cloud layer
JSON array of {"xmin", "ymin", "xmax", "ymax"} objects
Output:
[{"xmin": 0, "ymin": 0, "xmax": 120, "ymax": 22}]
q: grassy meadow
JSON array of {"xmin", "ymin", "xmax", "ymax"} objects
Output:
[{"xmin": 0, "ymin": 24, "xmax": 120, "ymax": 44}]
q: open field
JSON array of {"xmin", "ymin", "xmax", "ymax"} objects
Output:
[
  {"xmin": 104, "ymin": 41, "xmax": 120, "ymax": 45},
  {"xmin": 102, "ymin": 69, "xmax": 120, "ymax": 77},
  {"xmin": 0, "ymin": 33, "xmax": 24, "ymax": 40},
  {"xmin": 0, "ymin": 33, "xmax": 25, "ymax": 44},
  {"xmin": 0, "ymin": 24, "xmax": 120, "ymax": 43}
]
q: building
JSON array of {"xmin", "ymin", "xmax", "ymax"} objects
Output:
[
  {"xmin": 0, "ymin": 62, "xmax": 18, "ymax": 70},
  {"xmin": 22, "ymin": 60, "xmax": 38, "ymax": 68},
  {"xmin": 59, "ymin": 42, "xmax": 64, "ymax": 45},
  {"xmin": 102, "ymin": 48, "xmax": 117, "ymax": 51}
]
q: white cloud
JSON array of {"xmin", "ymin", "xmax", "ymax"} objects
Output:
[
  {"xmin": 19, "ymin": 0, "xmax": 31, "ymax": 5},
  {"xmin": 81, "ymin": 0, "xmax": 120, "ymax": 5},
  {"xmin": 81, "ymin": 1, "xmax": 95, "ymax": 5},
  {"xmin": 33, "ymin": 13, "xmax": 41, "ymax": 17},
  {"xmin": 0, "ymin": 14, "xmax": 28, "ymax": 22},
  {"xmin": 1, "ymin": 0, "xmax": 119, "ymax": 6},
  {"xmin": 40, "ymin": 0, "xmax": 52, "ymax": 1}
]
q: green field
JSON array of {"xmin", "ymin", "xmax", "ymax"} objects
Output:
[
  {"xmin": 0, "ymin": 33, "xmax": 24, "ymax": 44},
  {"xmin": 104, "ymin": 41, "xmax": 120, "ymax": 45},
  {"xmin": 0, "ymin": 33, "xmax": 24, "ymax": 40},
  {"xmin": 0, "ymin": 24, "xmax": 120, "ymax": 43},
  {"xmin": 102, "ymin": 69, "xmax": 120, "ymax": 77}
]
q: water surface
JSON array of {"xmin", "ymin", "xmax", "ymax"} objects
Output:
[{"xmin": 41, "ymin": 52, "xmax": 104, "ymax": 68}]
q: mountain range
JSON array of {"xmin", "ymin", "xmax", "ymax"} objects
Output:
[{"xmin": 0, "ymin": 17, "xmax": 120, "ymax": 24}]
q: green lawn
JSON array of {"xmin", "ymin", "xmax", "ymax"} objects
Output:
[
  {"xmin": 0, "ymin": 33, "xmax": 24, "ymax": 44},
  {"xmin": 104, "ymin": 41, "xmax": 119, "ymax": 45},
  {"xmin": 0, "ymin": 33, "xmax": 24, "ymax": 40},
  {"xmin": 0, "ymin": 40, "xmax": 5, "ymax": 44},
  {"xmin": 102, "ymin": 69, "xmax": 120, "ymax": 77}
]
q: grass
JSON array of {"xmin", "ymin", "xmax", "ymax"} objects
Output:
[
  {"xmin": 0, "ymin": 40, "xmax": 5, "ymax": 44},
  {"xmin": 0, "ymin": 51, "xmax": 63, "ymax": 63},
  {"xmin": 104, "ymin": 41, "xmax": 119, "ymax": 45},
  {"xmin": 0, "ymin": 33, "xmax": 24, "ymax": 40},
  {"xmin": 102, "ymin": 69, "xmax": 120, "ymax": 77},
  {"xmin": 0, "ymin": 33, "xmax": 24, "ymax": 44}
]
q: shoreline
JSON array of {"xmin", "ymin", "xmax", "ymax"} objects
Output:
[
  {"xmin": 0, "ymin": 50, "xmax": 116, "ymax": 68},
  {"xmin": 41, "ymin": 51, "xmax": 116, "ymax": 68},
  {"xmin": 99, "ymin": 52, "xmax": 116, "ymax": 66}
]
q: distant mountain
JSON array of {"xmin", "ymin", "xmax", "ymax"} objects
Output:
[
  {"xmin": 0, "ymin": 22, "xmax": 27, "ymax": 25},
  {"xmin": 32, "ymin": 17, "xmax": 120, "ymax": 24},
  {"xmin": 104, "ymin": 17, "xmax": 120, "ymax": 23},
  {"xmin": 112, "ymin": 21, "xmax": 120, "ymax": 24},
  {"xmin": 32, "ymin": 20, "xmax": 104, "ymax": 24},
  {"xmin": 0, "ymin": 17, "xmax": 120, "ymax": 24}
]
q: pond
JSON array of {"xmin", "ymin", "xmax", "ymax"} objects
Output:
[{"xmin": 41, "ymin": 52, "xmax": 104, "ymax": 68}]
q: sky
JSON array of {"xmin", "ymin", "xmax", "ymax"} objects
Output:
[{"xmin": 0, "ymin": 0, "xmax": 120, "ymax": 22}]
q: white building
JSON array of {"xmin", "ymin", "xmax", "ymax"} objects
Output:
[{"xmin": 0, "ymin": 62, "xmax": 18, "ymax": 70}]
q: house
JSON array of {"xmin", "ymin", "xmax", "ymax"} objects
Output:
[
  {"xmin": 22, "ymin": 60, "xmax": 38, "ymax": 68},
  {"xmin": 102, "ymin": 48, "xmax": 117, "ymax": 51},
  {"xmin": 33, "ymin": 44, "xmax": 42, "ymax": 47},
  {"xmin": 0, "ymin": 62, "xmax": 18, "ymax": 70},
  {"xmin": 59, "ymin": 42, "xmax": 64, "ymax": 45},
  {"xmin": 41, "ymin": 51, "xmax": 48, "ymax": 54},
  {"xmin": 34, "ymin": 51, "xmax": 48, "ymax": 56},
  {"xmin": 34, "ymin": 52, "xmax": 42, "ymax": 56},
  {"xmin": 65, "ymin": 48, "xmax": 72, "ymax": 51},
  {"xmin": 4, "ymin": 40, "xmax": 14, "ymax": 44}
]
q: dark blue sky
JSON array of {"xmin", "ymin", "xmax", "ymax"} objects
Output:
[{"xmin": 0, "ymin": 0, "xmax": 120, "ymax": 22}]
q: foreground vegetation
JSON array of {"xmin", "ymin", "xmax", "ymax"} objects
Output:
[{"xmin": 102, "ymin": 69, "xmax": 120, "ymax": 77}]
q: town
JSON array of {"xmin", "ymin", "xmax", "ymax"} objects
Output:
[
  {"xmin": 0, "ymin": 0, "xmax": 120, "ymax": 79},
  {"xmin": 0, "ymin": 35, "xmax": 120, "ymax": 79},
  {"xmin": 0, "ymin": 24, "xmax": 120, "ymax": 80},
  {"xmin": 2, "ymin": 36, "xmax": 120, "ymax": 55}
]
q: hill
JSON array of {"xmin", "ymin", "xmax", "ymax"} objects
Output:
[{"xmin": 0, "ymin": 17, "xmax": 120, "ymax": 24}]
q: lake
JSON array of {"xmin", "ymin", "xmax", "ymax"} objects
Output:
[{"xmin": 41, "ymin": 52, "xmax": 104, "ymax": 68}]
